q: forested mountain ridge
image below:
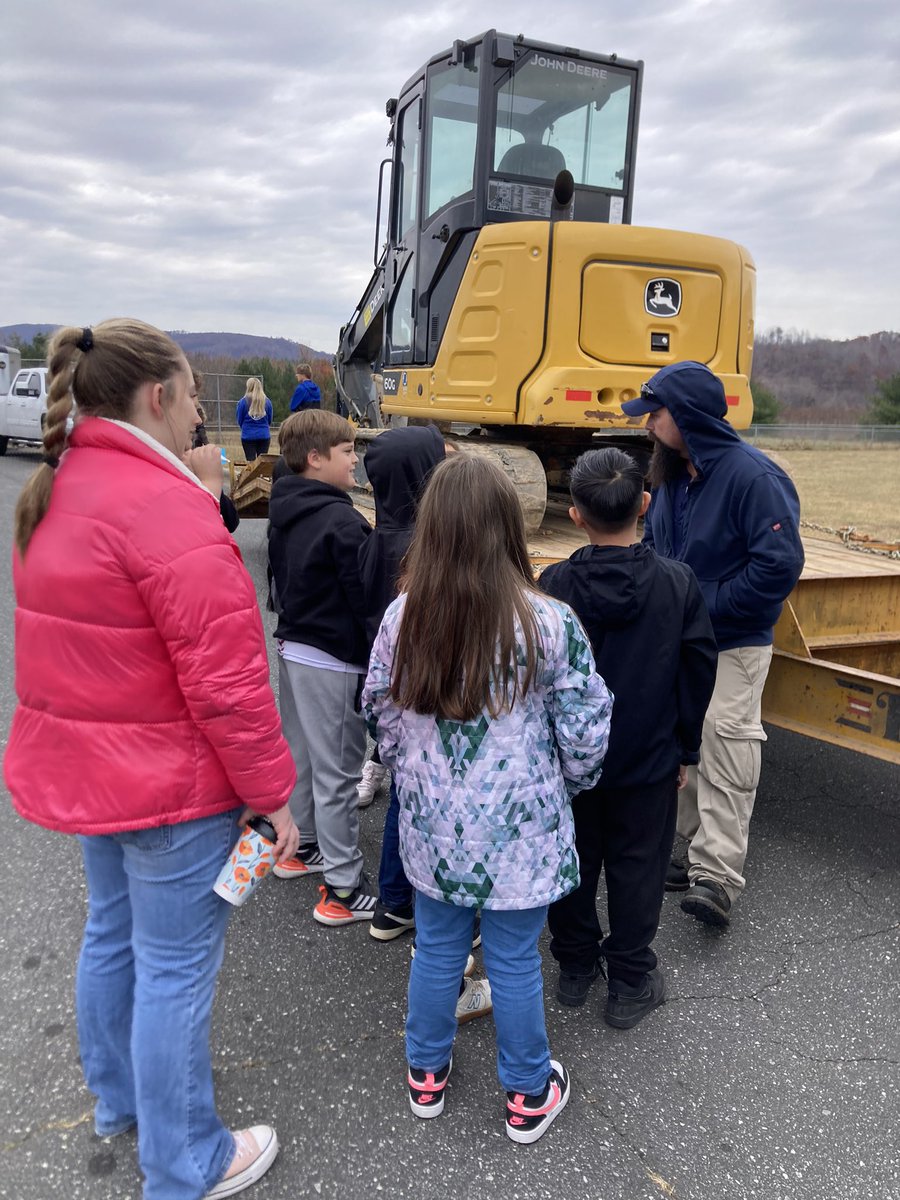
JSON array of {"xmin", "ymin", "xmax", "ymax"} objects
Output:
[
  {"xmin": 3, "ymin": 325, "xmax": 898, "ymax": 421},
  {"xmin": 0, "ymin": 325, "xmax": 329, "ymax": 365},
  {"xmin": 752, "ymin": 331, "xmax": 900, "ymax": 421}
]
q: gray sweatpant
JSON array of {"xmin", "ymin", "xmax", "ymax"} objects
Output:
[{"xmin": 278, "ymin": 657, "xmax": 367, "ymax": 890}]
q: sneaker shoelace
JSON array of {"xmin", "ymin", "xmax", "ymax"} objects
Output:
[{"xmin": 227, "ymin": 1130, "xmax": 257, "ymax": 1174}]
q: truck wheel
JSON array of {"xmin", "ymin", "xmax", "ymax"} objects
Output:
[{"xmin": 0, "ymin": 436, "xmax": 8, "ymax": 456}]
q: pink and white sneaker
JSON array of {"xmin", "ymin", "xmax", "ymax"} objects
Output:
[
  {"xmin": 408, "ymin": 1058, "xmax": 452, "ymax": 1118},
  {"xmin": 505, "ymin": 1060, "xmax": 570, "ymax": 1144}
]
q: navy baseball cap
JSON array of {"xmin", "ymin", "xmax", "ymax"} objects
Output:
[{"xmin": 621, "ymin": 382, "xmax": 661, "ymax": 417}]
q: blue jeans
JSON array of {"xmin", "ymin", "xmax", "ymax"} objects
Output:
[
  {"xmin": 407, "ymin": 892, "xmax": 551, "ymax": 1095},
  {"xmin": 378, "ymin": 782, "xmax": 413, "ymax": 910},
  {"xmin": 77, "ymin": 810, "xmax": 239, "ymax": 1200}
]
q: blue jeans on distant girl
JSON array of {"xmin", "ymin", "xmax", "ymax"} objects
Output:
[
  {"xmin": 77, "ymin": 809, "xmax": 239, "ymax": 1200},
  {"xmin": 378, "ymin": 781, "xmax": 414, "ymax": 911},
  {"xmin": 407, "ymin": 892, "xmax": 551, "ymax": 1095}
]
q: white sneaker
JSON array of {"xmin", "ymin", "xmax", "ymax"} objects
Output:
[
  {"xmin": 204, "ymin": 1126, "xmax": 278, "ymax": 1198},
  {"xmin": 456, "ymin": 976, "xmax": 492, "ymax": 1024},
  {"xmin": 357, "ymin": 760, "xmax": 389, "ymax": 807}
]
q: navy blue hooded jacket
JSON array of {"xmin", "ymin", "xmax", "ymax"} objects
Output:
[
  {"xmin": 357, "ymin": 425, "xmax": 445, "ymax": 645},
  {"xmin": 641, "ymin": 361, "xmax": 804, "ymax": 650},
  {"xmin": 540, "ymin": 543, "xmax": 717, "ymax": 787},
  {"xmin": 289, "ymin": 378, "xmax": 321, "ymax": 411}
]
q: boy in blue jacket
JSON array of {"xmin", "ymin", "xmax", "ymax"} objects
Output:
[
  {"xmin": 289, "ymin": 362, "xmax": 322, "ymax": 411},
  {"xmin": 540, "ymin": 447, "xmax": 717, "ymax": 1027},
  {"xmin": 622, "ymin": 361, "xmax": 804, "ymax": 927}
]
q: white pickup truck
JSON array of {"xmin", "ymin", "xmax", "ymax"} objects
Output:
[{"xmin": 0, "ymin": 366, "xmax": 50, "ymax": 455}]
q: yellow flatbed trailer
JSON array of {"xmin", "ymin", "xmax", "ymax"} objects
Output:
[
  {"xmin": 518, "ymin": 515, "xmax": 900, "ymax": 767},
  {"xmin": 763, "ymin": 539, "xmax": 900, "ymax": 765}
]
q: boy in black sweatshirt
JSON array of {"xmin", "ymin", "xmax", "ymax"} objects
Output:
[
  {"xmin": 267, "ymin": 410, "xmax": 375, "ymax": 926},
  {"xmin": 539, "ymin": 447, "xmax": 717, "ymax": 1028}
]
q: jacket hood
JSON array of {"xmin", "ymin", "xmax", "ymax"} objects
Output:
[
  {"xmin": 549, "ymin": 543, "xmax": 654, "ymax": 630},
  {"xmin": 268, "ymin": 474, "xmax": 353, "ymax": 530},
  {"xmin": 647, "ymin": 361, "xmax": 743, "ymax": 474},
  {"xmin": 364, "ymin": 425, "xmax": 445, "ymax": 527}
]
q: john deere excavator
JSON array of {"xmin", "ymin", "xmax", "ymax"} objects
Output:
[{"xmin": 334, "ymin": 29, "xmax": 756, "ymax": 529}]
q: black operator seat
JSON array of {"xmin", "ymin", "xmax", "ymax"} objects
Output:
[{"xmin": 497, "ymin": 143, "xmax": 566, "ymax": 180}]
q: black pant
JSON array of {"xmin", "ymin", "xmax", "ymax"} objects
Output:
[
  {"xmin": 548, "ymin": 776, "xmax": 676, "ymax": 987},
  {"xmin": 241, "ymin": 437, "xmax": 271, "ymax": 461}
]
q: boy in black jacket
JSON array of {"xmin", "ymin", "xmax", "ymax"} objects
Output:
[
  {"xmin": 540, "ymin": 447, "xmax": 717, "ymax": 1028},
  {"xmin": 268, "ymin": 410, "xmax": 375, "ymax": 926}
]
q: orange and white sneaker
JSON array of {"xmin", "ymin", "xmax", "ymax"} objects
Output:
[
  {"xmin": 272, "ymin": 844, "xmax": 324, "ymax": 880},
  {"xmin": 313, "ymin": 880, "xmax": 377, "ymax": 925},
  {"xmin": 505, "ymin": 1060, "xmax": 570, "ymax": 1144},
  {"xmin": 204, "ymin": 1125, "xmax": 278, "ymax": 1198}
]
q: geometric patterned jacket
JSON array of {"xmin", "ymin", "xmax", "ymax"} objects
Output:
[{"xmin": 362, "ymin": 591, "xmax": 613, "ymax": 910}]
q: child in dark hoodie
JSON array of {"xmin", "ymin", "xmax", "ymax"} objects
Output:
[
  {"xmin": 539, "ymin": 447, "xmax": 717, "ymax": 1029},
  {"xmin": 356, "ymin": 425, "xmax": 445, "ymax": 926},
  {"xmin": 267, "ymin": 410, "xmax": 375, "ymax": 926}
]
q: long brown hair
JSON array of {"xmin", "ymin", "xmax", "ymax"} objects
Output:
[
  {"xmin": 14, "ymin": 319, "xmax": 184, "ymax": 558},
  {"xmin": 391, "ymin": 454, "xmax": 541, "ymax": 721}
]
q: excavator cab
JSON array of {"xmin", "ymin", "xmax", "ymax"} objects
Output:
[
  {"xmin": 336, "ymin": 29, "xmax": 754, "ymax": 534},
  {"xmin": 336, "ymin": 30, "xmax": 643, "ymax": 420}
]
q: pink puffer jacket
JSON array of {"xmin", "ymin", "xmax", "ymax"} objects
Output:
[{"xmin": 4, "ymin": 418, "xmax": 296, "ymax": 834}]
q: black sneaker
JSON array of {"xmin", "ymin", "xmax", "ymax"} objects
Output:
[
  {"xmin": 408, "ymin": 1059, "xmax": 452, "ymax": 1118},
  {"xmin": 681, "ymin": 878, "xmax": 732, "ymax": 927},
  {"xmin": 557, "ymin": 959, "xmax": 603, "ymax": 1007},
  {"xmin": 313, "ymin": 878, "xmax": 378, "ymax": 926},
  {"xmin": 369, "ymin": 901, "xmax": 415, "ymax": 941},
  {"xmin": 272, "ymin": 843, "xmax": 325, "ymax": 879},
  {"xmin": 605, "ymin": 967, "xmax": 666, "ymax": 1029},
  {"xmin": 665, "ymin": 860, "xmax": 690, "ymax": 891},
  {"xmin": 505, "ymin": 1060, "xmax": 570, "ymax": 1144},
  {"xmin": 471, "ymin": 914, "xmax": 482, "ymax": 950}
]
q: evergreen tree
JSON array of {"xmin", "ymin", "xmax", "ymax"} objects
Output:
[
  {"xmin": 867, "ymin": 374, "xmax": 900, "ymax": 425},
  {"xmin": 749, "ymin": 381, "xmax": 780, "ymax": 424},
  {"xmin": 10, "ymin": 330, "xmax": 50, "ymax": 362}
]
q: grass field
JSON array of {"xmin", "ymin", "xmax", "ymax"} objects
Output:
[
  {"xmin": 763, "ymin": 444, "xmax": 900, "ymax": 543},
  {"xmin": 221, "ymin": 431, "xmax": 900, "ymax": 545}
]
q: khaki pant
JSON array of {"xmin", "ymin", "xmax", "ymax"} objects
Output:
[{"xmin": 678, "ymin": 645, "xmax": 773, "ymax": 902}]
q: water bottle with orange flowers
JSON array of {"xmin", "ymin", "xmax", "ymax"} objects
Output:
[{"xmin": 213, "ymin": 815, "xmax": 278, "ymax": 906}]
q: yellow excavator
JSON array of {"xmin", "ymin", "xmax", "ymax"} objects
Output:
[{"xmin": 334, "ymin": 29, "xmax": 756, "ymax": 529}]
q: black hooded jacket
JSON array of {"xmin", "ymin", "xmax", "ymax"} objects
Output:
[
  {"xmin": 357, "ymin": 425, "xmax": 445, "ymax": 644},
  {"xmin": 267, "ymin": 475, "xmax": 371, "ymax": 665},
  {"xmin": 540, "ymin": 542, "xmax": 718, "ymax": 788}
]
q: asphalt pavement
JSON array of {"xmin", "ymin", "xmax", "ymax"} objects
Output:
[{"xmin": 1, "ymin": 445, "xmax": 898, "ymax": 1200}]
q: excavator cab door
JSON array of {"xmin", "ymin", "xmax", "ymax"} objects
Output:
[{"xmin": 384, "ymin": 92, "xmax": 423, "ymax": 367}]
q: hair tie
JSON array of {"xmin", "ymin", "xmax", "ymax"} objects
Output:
[
  {"xmin": 42, "ymin": 454, "xmax": 60, "ymax": 470},
  {"xmin": 76, "ymin": 327, "xmax": 94, "ymax": 353}
]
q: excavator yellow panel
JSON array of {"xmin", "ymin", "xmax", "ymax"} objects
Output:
[{"xmin": 580, "ymin": 263, "xmax": 722, "ymax": 365}]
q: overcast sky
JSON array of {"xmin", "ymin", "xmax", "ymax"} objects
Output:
[{"xmin": 3, "ymin": 0, "xmax": 897, "ymax": 351}]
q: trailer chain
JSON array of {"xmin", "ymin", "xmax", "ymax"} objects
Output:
[{"xmin": 800, "ymin": 520, "xmax": 900, "ymax": 559}]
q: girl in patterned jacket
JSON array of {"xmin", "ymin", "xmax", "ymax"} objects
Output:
[{"xmin": 363, "ymin": 454, "xmax": 613, "ymax": 1145}]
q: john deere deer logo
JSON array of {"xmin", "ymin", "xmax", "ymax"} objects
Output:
[{"xmin": 645, "ymin": 278, "xmax": 682, "ymax": 318}]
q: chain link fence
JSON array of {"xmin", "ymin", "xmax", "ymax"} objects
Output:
[
  {"xmin": 742, "ymin": 424, "xmax": 900, "ymax": 444},
  {"xmin": 196, "ymin": 374, "xmax": 264, "ymax": 436}
]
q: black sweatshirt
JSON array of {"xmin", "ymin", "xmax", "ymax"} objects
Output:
[
  {"xmin": 357, "ymin": 425, "xmax": 446, "ymax": 645},
  {"xmin": 540, "ymin": 542, "xmax": 718, "ymax": 788},
  {"xmin": 267, "ymin": 475, "xmax": 371, "ymax": 666}
]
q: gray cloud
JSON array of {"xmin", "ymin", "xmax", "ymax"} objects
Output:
[{"xmin": 1, "ymin": 0, "xmax": 897, "ymax": 348}]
